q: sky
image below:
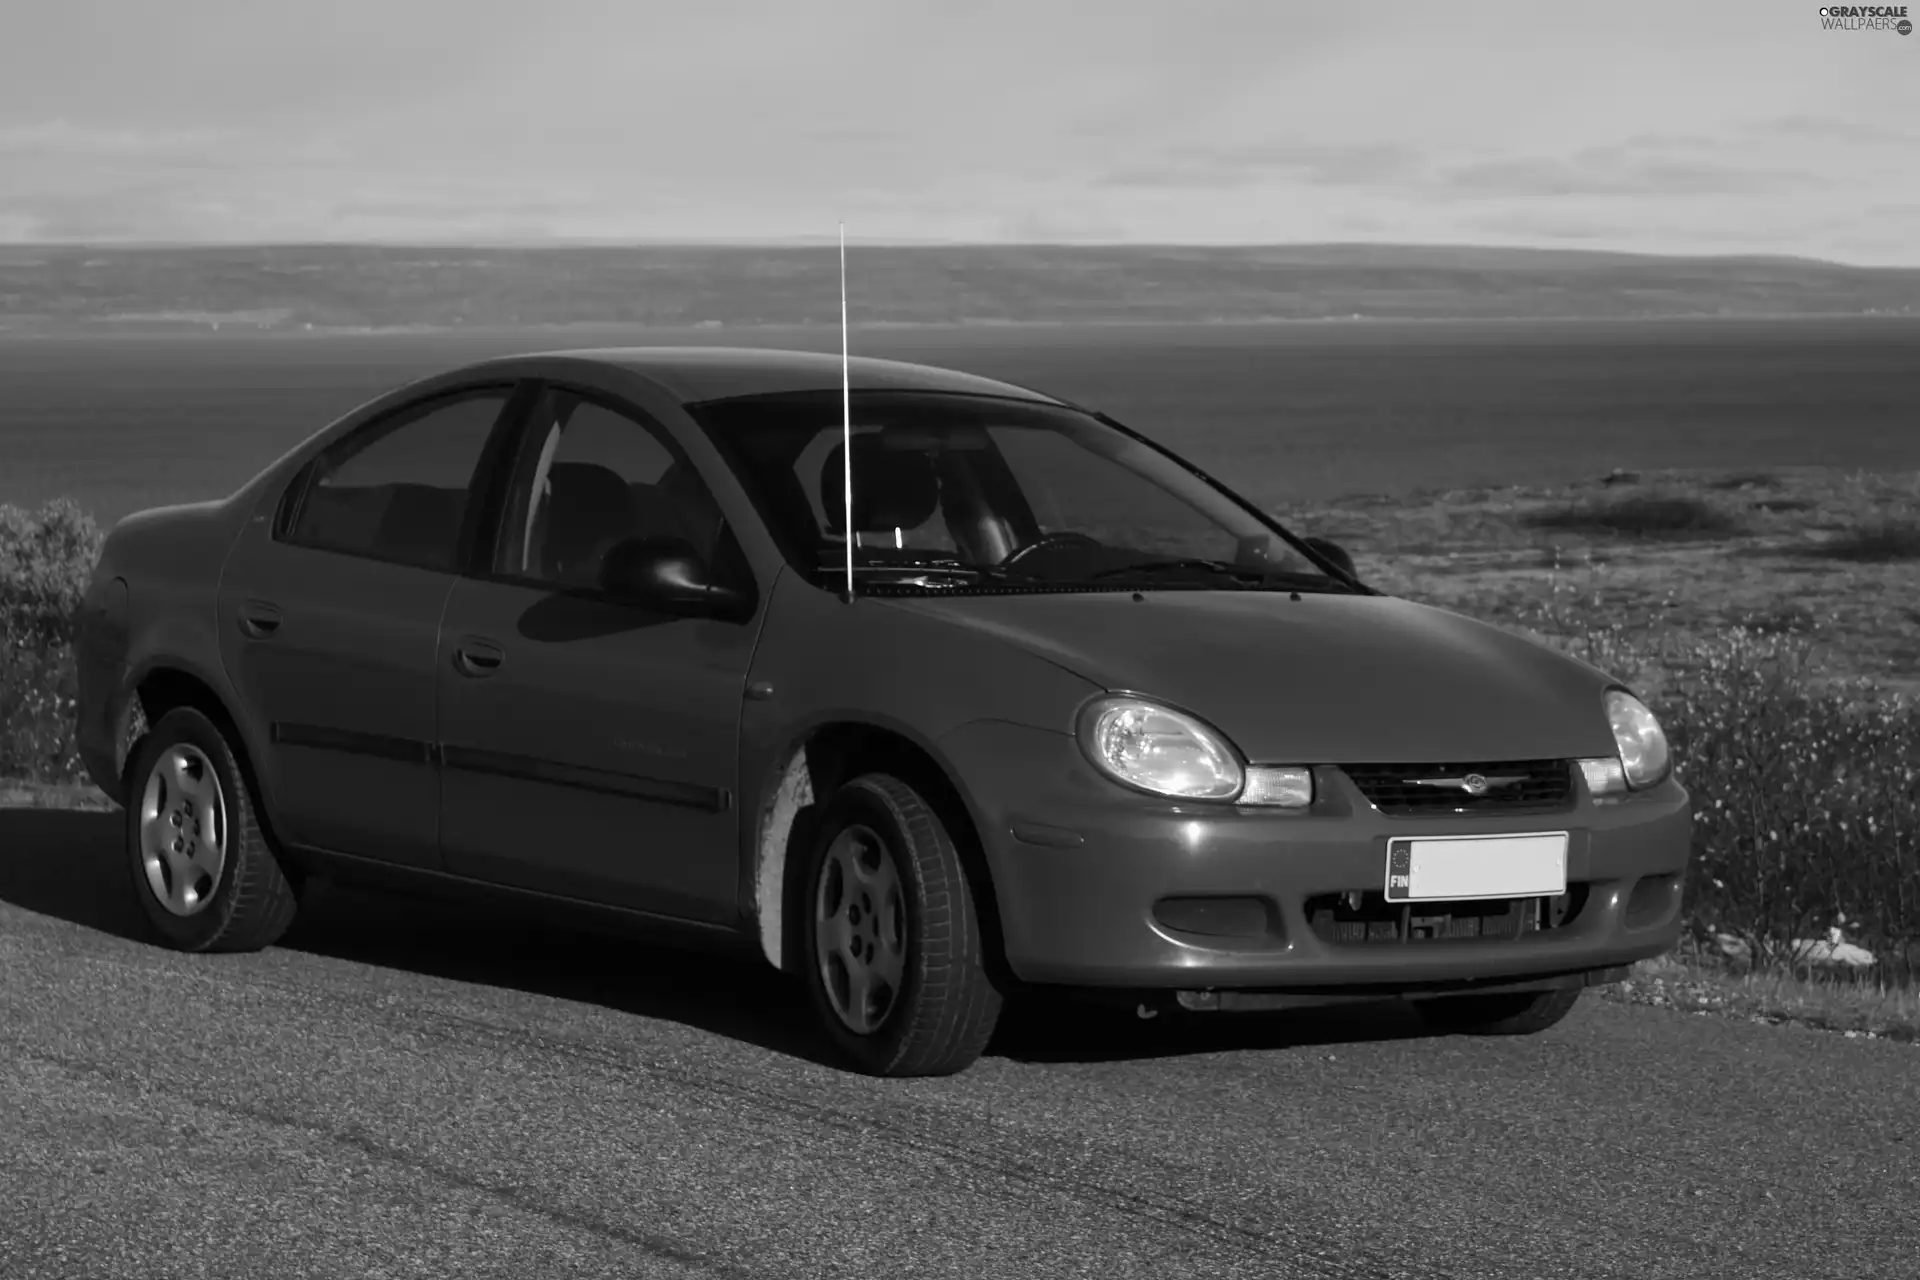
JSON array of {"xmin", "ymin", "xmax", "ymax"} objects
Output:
[{"xmin": 2, "ymin": 0, "xmax": 1918, "ymax": 263}]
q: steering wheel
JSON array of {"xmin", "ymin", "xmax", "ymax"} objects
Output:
[{"xmin": 999, "ymin": 530, "xmax": 1104, "ymax": 572}]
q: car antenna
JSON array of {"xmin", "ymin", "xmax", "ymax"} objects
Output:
[{"xmin": 839, "ymin": 220, "xmax": 856, "ymax": 603}]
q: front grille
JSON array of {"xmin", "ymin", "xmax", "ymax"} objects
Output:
[
  {"xmin": 1338, "ymin": 758, "xmax": 1574, "ymax": 815},
  {"xmin": 1306, "ymin": 885, "xmax": 1588, "ymax": 946}
]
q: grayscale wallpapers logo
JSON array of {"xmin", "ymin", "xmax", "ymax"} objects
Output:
[{"xmin": 1818, "ymin": 5, "xmax": 1913, "ymax": 30}]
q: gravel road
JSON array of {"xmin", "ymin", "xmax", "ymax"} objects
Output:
[{"xmin": 3, "ymin": 807, "xmax": 1914, "ymax": 1279}]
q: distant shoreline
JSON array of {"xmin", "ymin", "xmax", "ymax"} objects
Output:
[
  {"xmin": 4, "ymin": 311, "xmax": 1919, "ymax": 341},
  {"xmin": 5, "ymin": 243, "xmax": 1913, "ymax": 336}
]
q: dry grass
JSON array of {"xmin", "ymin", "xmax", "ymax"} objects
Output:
[
  {"xmin": 0, "ymin": 780, "xmax": 114, "ymax": 810},
  {"xmin": 1520, "ymin": 493, "xmax": 1748, "ymax": 540},
  {"xmin": 1298, "ymin": 465, "xmax": 1920, "ymax": 699},
  {"xmin": 1601, "ymin": 954, "xmax": 1920, "ymax": 1045},
  {"xmin": 1703, "ymin": 471, "xmax": 1782, "ymax": 491},
  {"xmin": 1804, "ymin": 517, "xmax": 1920, "ymax": 564}
]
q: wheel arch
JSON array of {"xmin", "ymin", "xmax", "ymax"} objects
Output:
[
  {"xmin": 752, "ymin": 720, "xmax": 1010, "ymax": 989},
  {"xmin": 125, "ymin": 661, "xmax": 295, "ymax": 872}
]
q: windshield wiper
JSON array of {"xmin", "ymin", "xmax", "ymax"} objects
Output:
[
  {"xmin": 1085, "ymin": 558, "xmax": 1352, "ymax": 591},
  {"xmin": 1085, "ymin": 557, "xmax": 1268, "ymax": 584},
  {"xmin": 816, "ymin": 555, "xmax": 1035, "ymax": 583}
]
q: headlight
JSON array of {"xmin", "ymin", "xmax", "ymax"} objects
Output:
[
  {"xmin": 1077, "ymin": 696, "xmax": 1243, "ymax": 800},
  {"xmin": 1603, "ymin": 688, "xmax": 1670, "ymax": 790}
]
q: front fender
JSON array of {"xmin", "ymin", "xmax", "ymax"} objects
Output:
[{"xmin": 735, "ymin": 573, "xmax": 1104, "ymax": 968}]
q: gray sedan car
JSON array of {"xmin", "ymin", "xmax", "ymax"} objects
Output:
[{"xmin": 73, "ymin": 347, "xmax": 1691, "ymax": 1076}]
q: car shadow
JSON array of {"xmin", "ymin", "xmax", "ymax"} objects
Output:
[
  {"xmin": 991, "ymin": 990, "xmax": 1435, "ymax": 1065},
  {"xmin": 0, "ymin": 807, "xmax": 152, "ymax": 939},
  {"xmin": 0, "ymin": 807, "xmax": 1439, "ymax": 1070}
]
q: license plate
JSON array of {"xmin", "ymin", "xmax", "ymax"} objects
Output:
[{"xmin": 1383, "ymin": 831, "xmax": 1568, "ymax": 903}]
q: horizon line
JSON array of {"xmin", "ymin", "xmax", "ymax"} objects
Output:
[{"xmin": 0, "ymin": 237, "xmax": 1905, "ymax": 271}]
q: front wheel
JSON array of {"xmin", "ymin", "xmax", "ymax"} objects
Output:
[
  {"xmin": 1413, "ymin": 985, "xmax": 1583, "ymax": 1036},
  {"xmin": 798, "ymin": 773, "xmax": 1003, "ymax": 1077},
  {"xmin": 123, "ymin": 707, "xmax": 299, "ymax": 953}
]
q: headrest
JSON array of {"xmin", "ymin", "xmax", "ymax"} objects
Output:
[
  {"xmin": 541, "ymin": 463, "xmax": 634, "ymax": 578},
  {"xmin": 819, "ymin": 435, "xmax": 940, "ymax": 534},
  {"xmin": 546, "ymin": 461, "xmax": 632, "ymax": 515}
]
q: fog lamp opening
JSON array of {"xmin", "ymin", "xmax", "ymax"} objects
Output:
[
  {"xmin": 1239, "ymin": 765, "xmax": 1314, "ymax": 808},
  {"xmin": 1578, "ymin": 756, "xmax": 1627, "ymax": 798}
]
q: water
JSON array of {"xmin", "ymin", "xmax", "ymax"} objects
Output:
[{"xmin": 3, "ymin": 317, "xmax": 1917, "ymax": 527}]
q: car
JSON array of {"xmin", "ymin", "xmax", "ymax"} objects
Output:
[{"xmin": 71, "ymin": 346, "xmax": 1691, "ymax": 1077}]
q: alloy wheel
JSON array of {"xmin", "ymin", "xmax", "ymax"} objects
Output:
[
  {"xmin": 137, "ymin": 743, "xmax": 228, "ymax": 917},
  {"xmin": 813, "ymin": 823, "xmax": 908, "ymax": 1034}
]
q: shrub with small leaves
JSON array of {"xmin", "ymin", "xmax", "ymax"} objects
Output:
[
  {"xmin": 0, "ymin": 639, "xmax": 85, "ymax": 783},
  {"xmin": 1521, "ymin": 493, "xmax": 1745, "ymax": 541},
  {"xmin": 1451, "ymin": 556, "xmax": 1919, "ymax": 983},
  {"xmin": 0, "ymin": 498, "xmax": 103, "ymax": 653},
  {"xmin": 1653, "ymin": 632, "xmax": 1920, "ymax": 984},
  {"xmin": 0, "ymin": 501, "xmax": 103, "ymax": 785}
]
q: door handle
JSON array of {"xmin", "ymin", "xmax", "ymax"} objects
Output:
[
  {"xmin": 452, "ymin": 638, "xmax": 505, "ymax": 678},
  {"xmin": 237, "ymin": 600, "xmax": 282, "ymax": 639}
]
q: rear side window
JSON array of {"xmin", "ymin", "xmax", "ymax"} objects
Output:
[{"xmin": 285, "ymin": 388, "xmax": 511, "ymax": 571}]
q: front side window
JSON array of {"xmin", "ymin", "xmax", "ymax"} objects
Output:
[
  {"xmin": 689, "ymin": 390, "xmax": 1350, "ymax": 594},
  {"xmin": 492, "ymin": 387, "xmax": 738, "ymax": 594},
  {"xmin": 285, "ymin": 387, "xmax": 512, "ymax": 571}
]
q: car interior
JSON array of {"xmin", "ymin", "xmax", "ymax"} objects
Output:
[
  {"xmin": 528, "ymin": 459, "xmax": 728, "ymax": 591},
  {"xmin": 808, "ymin": 431, "xmax": 1043, "ymax": 564},
  {"xmin": 292, "ymin": 480, "xmax": 469, "ymax": 572}
]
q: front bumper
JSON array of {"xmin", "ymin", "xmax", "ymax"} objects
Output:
[{"xmin": 939, "ymin": 720, "xmax": 1692, "ymax": 993}]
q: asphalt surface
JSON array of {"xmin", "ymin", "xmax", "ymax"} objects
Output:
[{"xmin": 2, "ymin": 808, "xmax": 1914, "ymax": 1280}]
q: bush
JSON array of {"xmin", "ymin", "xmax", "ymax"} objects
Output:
[
  {"xmin": 1539, "ymin": 618, "xmax": 1920, "ymax": 986},
  {"xmin": 1704, "ymin": 471, "xmax": 1779, "ymax": 491},
  {"xmin": 0, "ymin": 501, "xmax": 100, "ymax": 785},
  {"xmin": 0, "ymin": 498, "xmax": 103, "ymax": 653},
  {"xmin": 1522, "ymin": 493, "xmax": 1745, "ymax": 540},
  {"xmin": 1805, "ymin": 518, "xmax": 1920, "ymax": 564},
  {"xmin": 0, "ymin": 640, "xmax": 84, "ymax": 783},
  {"xmin": 1652, "ymin": 632, "xmax": 1920, "ymax": 985}
]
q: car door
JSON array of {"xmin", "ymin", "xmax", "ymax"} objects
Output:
[
  {"xmin": 434, "ymin": 382, "xmax": 767, "ymax": 923},
  {"xmin": 218, "ymin": 381, "xmax": 530, "ymax": 868}
]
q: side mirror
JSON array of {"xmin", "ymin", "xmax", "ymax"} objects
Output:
[
  {"xmin": 1301, "ymin": 536, "xmax": 1358, "ymax": 581},
  {"xmin": 597, "ymin": 536, "xmax": 747, "ymax": 616}
]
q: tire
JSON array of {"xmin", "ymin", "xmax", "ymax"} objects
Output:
[
  {"xmin": 1414, "ymin": 985, "xmax": 1583, "ymax": 1036},
  {"xmin": 797, "ymin": 773, "xmax": 1003, "ymax": 1077},
  {"xmin": 123, "ymin": 707, "xmax": 299, "ymax": 953}
]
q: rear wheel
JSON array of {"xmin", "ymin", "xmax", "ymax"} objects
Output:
[
  {"xmin": 1414, "ymin": 986, "xmax": 1583, "ymax": 1036},
  {"xmin": 124, "ymin": 707, "xmax": 298, "ymax": 952},
  {"xmin": 798, "ymin": 773, "xmax": 1003, "ymax": 1077}
]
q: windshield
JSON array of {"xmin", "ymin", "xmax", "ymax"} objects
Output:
[{"xmin": 688, "ymin": 389, "xmax": 1352, "ymax": 594}]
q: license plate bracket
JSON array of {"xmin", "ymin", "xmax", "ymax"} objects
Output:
[{"xmin": 1384, "ymin": 831, "xmax": 1568, "ymax": 903}]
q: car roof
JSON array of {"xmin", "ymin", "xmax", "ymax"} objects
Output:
[{"xmin": 471, "ymin": 346, "xmax": 1070, "ymax": 408}]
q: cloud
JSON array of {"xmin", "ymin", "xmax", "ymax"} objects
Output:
[
  {"xmin": 989, "ymin": 203, "xmax": 1134, "ymax": 243},
  {"xmin": 0, "ymin": 119, "xmax": 232, "ymax": 158},
  {"xmin": 0, "ymin": 185, "xmax": 207, "ymax": 241},
  {"xmin": 1615, "ymin": 130, "xmax": 1729, "ymax": 152},
  {"xmin": 1093, "ymin": 131, "xmax": 1822, "ymax": 208},
  {"xmin": 1751, "ymin": 113, "xmax": 1920, "ymax": 146},
  {"xmin": 328, "ymin": 196, "xmax": 586, "ymax": 222},
  {"xmin": 1097, "ymin": 139, "xmax": 1424, "ymax": 191},
  {"xmin": 1438, "ymin": 149, "xmax": 1812, "ymax": 198},
  {"xmin": 0, "ymin": 3, "xmax": 1912, "ymax": 260}
]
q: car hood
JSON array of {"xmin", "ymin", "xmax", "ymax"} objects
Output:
[{"xmin": 883, "ymin": 590, "xmax": 1622, "ymax": 763}]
